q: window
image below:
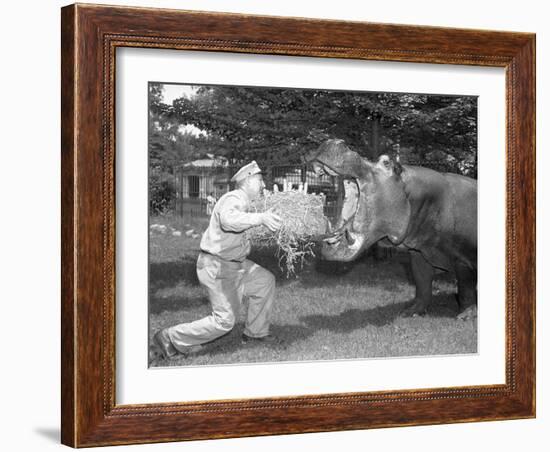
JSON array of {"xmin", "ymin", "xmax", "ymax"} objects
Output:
[{"xmin": 188, "ymin": 175, "xmax": 199, "ymax": 198}]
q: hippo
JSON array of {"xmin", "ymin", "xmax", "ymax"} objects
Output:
[{"xmin": 308, "ymin": 139, "xmax": 477, "ymax": 319}]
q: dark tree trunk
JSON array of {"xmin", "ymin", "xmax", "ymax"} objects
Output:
[{"xmin": 369, "ymin": 114, "xmax": 382, "ymax": 160}]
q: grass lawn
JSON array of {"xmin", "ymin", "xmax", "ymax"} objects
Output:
[{"xmin": 149, "ymin": 215, "xmax": 477, "ymax": 367}]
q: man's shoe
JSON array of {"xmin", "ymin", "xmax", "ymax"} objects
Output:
[
  {"xmin": 241, "ymin": 333, "xmax": 281, "ymax": 345},
  {"xmin": 153, "ymin": 329, "xmax": 179, "ymax": 360}
]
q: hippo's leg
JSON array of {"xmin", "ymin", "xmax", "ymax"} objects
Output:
[
  {"xmin": 455, "ymin": 263, "xmax": 477, "ymax": 320},
  {"xmin": 401, "ymin": 250, "xmax": 434, "ymax": 317}
]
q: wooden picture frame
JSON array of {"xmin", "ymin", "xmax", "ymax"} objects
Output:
[{"xmin": 61, "ymin": 3, "xmax": 535, "ymax": 447}]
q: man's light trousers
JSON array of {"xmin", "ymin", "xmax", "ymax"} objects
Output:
[{"xmin": 167, "ymin": 252, "xmax": 275, "ymax": 350}]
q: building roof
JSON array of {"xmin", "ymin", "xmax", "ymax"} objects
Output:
[{"xmin": 182, "ymin": 154, "xmax": 228, "ymax": 168}]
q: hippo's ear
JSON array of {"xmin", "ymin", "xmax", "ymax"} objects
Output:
[{"xmin": 376, "ymin": 155, "xmax": 402, "ymax": 177}]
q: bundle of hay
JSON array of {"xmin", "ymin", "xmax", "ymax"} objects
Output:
[{"xmin": 247, "ymin": 185, "xmax": 328, "ymax": 277}]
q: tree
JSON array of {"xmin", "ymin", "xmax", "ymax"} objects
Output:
[
  {"xmin": 166, "ymin": 86, "xmax": 477, "ymax": 176},
  {"xmin": 148, "ymin": 83, "xmax": 240, "ymax": 214},
  {"xmin": 149, "ymin": 83, "xmax": 478, "ymax": 214}
]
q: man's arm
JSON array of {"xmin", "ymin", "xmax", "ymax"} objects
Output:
[
  {"xmin": 219, "ymin": 195, "xmax": 282, "ymax": 233},
  {"xmin": 219, "ymin": 195, "xmax": 263, "ymax": 233}
]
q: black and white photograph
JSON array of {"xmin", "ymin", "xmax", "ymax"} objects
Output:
[
  {"xmin": 148, "ymin": 82, "xmax": 478, "ymax": 367},
  {"xmin": 4, "ymin": 0, "xmax": 545, "ymax": 450}
]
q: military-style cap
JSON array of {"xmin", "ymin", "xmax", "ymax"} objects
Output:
[{"xmin": 230, "ymin": 161, "xmax": 262, "ymax": 183}]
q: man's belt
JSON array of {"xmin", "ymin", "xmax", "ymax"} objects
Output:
[{"xmin": 199, "ymin": 250, "xmax": 244, "ymax": 264}]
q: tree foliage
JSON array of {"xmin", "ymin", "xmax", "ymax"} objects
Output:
[
  {"xmin": 149, "ymin": 84, "xmax": 232, "ymax": 213},
  {"xmin": 164, "ymin": 85, "xmax": 477, "ymax": 175},
  {"xmin": 149, "ymin": 82, "xmax": 478, "ymax": 213}
]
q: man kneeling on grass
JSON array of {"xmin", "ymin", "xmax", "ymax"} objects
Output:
[{"xmin": 153, "ymin": 161, "xmax": 282, "ymax": 360}]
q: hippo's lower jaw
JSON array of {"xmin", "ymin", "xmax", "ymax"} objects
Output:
[{"xmin": 321, "ymin": 229, "xmax": 366, "ymax": 262}]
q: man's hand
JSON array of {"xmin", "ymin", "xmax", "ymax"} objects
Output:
[{"xmin": 261, "ymin": 209, "xmax": 282, "ymax": 232}]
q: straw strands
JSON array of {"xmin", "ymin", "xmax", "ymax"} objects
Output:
[{"xmin": 248, "ymin": 185, "xmax": 328, "ymax": 276}]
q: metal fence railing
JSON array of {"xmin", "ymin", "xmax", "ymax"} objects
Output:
[
  {"xmin": 174, "ymin": 160, "xmax": 473, "ymax": 220},
  {"xmin": 175, "ymin": 164, "xmax": 340, "ymax": 219}
]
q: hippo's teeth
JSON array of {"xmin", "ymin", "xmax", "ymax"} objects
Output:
[
  {"xmin": 324, "ymin": 234, "xmax": 343, "ymax": 245},
  {"xmin": 345, "ymin": 229, "xmax": 356, "ymax": 245},
  {"xmin": 347, "ymin": 231, "xmax": 365, "ymax": 253},
  {"xmin": 312, "ymin": 161, "xmax": 328, "ymax": 177}
]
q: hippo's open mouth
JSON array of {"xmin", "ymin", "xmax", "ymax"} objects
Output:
[{"xmin": 311, "ymin": 161, "xmax": 365, "ymax": 260}]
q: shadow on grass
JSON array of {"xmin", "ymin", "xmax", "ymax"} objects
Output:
[
  {"xmin": 150, "ymin": 293, "xmax": 460, "ymax": 367},
  {"xmin": 208, "ymin": 323, "xmax": 313, "ymax": 355},
  {"xmin": 152, "ymin": 322, "xmax": 314, "ymax": 367},
  {"xmin": 296, "ymin": 255, "xmax": 457, "ymax": 296},
  {"xmin": 300, "ymin": 293, "xmax": 459, "ymax": 332},
  {"xmin": 149, "ymin": 247, "xmax": 300, "ymax": 289},
  {"xmin": 149, "ymin": 256, "xmax": 200, "ymax": 292},
  {"xmin": 296, "ymin": 257, "xmax": 410, "ymax": 289},
  {"xmin": 149, "ymin": 293, "xmax": 210, "ymax": 315}
]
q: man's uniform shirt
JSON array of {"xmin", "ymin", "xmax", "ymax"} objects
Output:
[{"xmin": 200, "ymin": 189, "xmax": 262, "ymax": 262}]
